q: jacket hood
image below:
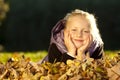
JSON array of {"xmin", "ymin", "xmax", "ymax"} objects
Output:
[{"xmin": 50, "ymin": 20, "xmax": 67, "ymax": 54}]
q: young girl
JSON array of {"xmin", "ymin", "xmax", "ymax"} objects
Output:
[{"xmin": 40, "ymin": 9, "xmax": 104, "ymax": 63}]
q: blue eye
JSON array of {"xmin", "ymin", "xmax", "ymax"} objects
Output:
[
  {"xmin": 72, "ymin": 29, "xmax": 77, "ymax": 31},
  {"xmin": 84, "ymin": 30, "xmax": 90, "ymax": 33}
]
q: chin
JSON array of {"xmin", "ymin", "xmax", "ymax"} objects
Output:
[{"xmin": 75, "ymin": 44, "xmax": 83, "ymax": 49}]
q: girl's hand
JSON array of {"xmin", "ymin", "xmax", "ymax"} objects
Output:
[
  {"xmin": 64, "ymin": 30, "xmax": 76, "ymax": 57},
  {"xmin": 77, "ymin": 35, "xmax": 92, "ymax": 60}
]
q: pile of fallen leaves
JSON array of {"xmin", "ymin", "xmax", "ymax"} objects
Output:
[{"xmin": 0, "ymin": 53, "xmax": 120, "ymax": 80}]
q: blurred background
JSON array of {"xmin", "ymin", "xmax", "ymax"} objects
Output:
[{"xmin": 0, "ymin": 0, "xmax": 120, "ymax": 52}]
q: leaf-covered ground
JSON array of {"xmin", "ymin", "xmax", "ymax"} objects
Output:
[
  {"xmin": 0, "ymin": 51, "xmax": 120, "ymax": 80},
  {"xmin": 0, "ymin": 51, "xmax": 47, "ymax": 63}
]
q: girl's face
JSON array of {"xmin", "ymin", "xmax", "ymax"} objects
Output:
[{"xmin": 65, "ymin": 15, "xmax": 91, "ymax": 49}]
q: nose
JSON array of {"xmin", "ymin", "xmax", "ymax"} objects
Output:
[{"xmin": 77, "ymin": 31, "xmax": 83, "ymax": 37}]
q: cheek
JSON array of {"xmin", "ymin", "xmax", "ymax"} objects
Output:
[
  {"xmin": 84, "ymin": 35, "xmax": 89, "ymax": 39},
  {"xmin": 84, "ymin": 34, "xmax": 93, "ymax": 44},
  {"xmin": 84, "ymin": 34, "xmax": 91, "ymax": 39},
  {"xmin": 69, "ymin": 31, "xmax": 75, "ymax": 39},
  {"xmin": 83, "ymin": 35, "xmax": 90, "ymax": 41}
]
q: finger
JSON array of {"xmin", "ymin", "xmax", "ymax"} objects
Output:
[
  {"xmin": 64, "ymin": 30, "xmax": 72, "ymax": 48},
  {"xmin": 88, "ymin": 35, "xmax": 93, "ymax": 47},
  {"xmin": 86, "ymin": 52, "xmax": 90, "ymax": 58},
  {"xmin": 90, "ymin": 34, "xmax": 93, "ymax": 42},
  {"xmin": 85, "ymin": 35, "xmax": 92, "ymax": 46}
]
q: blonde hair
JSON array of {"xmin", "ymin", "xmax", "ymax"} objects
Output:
[{"xmin": 64, "ymin": 9, "xmax": 103, "ymax": 44}]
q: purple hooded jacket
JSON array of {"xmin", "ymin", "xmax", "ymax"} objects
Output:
[{"xmin": 40, "ymin": 20, "xmax": 104, "ymax": 63}]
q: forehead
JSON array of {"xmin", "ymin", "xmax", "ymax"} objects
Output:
[{"xmin": 66, "ymin": 15, "xmax": 90, "ymax": 28}]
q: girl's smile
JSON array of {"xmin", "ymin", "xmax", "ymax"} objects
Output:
[
  {"xmin": 72, "ymin": 38, "xmax": 84, "ymax": 48},
  {"xmin": 74, "ymin": 39, "xmax": 84, "ymax": 43}
]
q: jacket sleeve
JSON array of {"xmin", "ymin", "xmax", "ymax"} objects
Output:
[
  {"xmin": 48, "ymin": 43, "xmax": 74, "ymax": 63},
  {"xmin": 90, "ymin": 44, "xmax": 104, "ymax": 59}
]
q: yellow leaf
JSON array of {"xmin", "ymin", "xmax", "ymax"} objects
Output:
[{"xmin": 66, "ymin": 59, "xmax": 74, "ymax": 66}]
